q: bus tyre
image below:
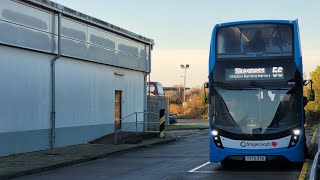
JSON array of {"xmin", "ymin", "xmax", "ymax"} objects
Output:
[{"xmin": 221, "ymin": 160, "xmax": 234, "ymax": 168}]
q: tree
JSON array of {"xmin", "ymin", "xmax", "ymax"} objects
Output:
[
  {"xmin": 165, "ymin": 90, "xmax": 182, "ymax": 104},
  {"xmin": 183, "ymin": 88, "xmax": 208, "ymax": 119},
  {"xmin": 305, "ymin": 65, "xmax": 320, "ymax": 130},
  {"xmin": 166, "ymin": 87, "xmax": 209, "ymax": 119},
  {"xmin": 170, "ymin": 104, "xmax": 182, "ymax": 115}
]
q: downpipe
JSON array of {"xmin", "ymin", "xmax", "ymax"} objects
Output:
[
  {"xmin": 50, "ymin": 13, "xmax": 62, "ymax": 149},
  {"xmin": 143, "ymin": 72, "xmax": 147, "ymax": 132},
  {"xmin": 146, "ymin": 45, "xmax": 152, "ymax": 131}
]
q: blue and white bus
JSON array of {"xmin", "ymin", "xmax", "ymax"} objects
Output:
[{"xmin": 207, "ymin": 20, "xmax": 315, "ymax": 165}]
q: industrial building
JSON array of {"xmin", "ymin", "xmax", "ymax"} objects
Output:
[{"xmin": 0, "ymin": 0, "xmax": 153, "ymax": 156}]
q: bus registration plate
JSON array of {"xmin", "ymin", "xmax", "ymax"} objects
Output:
[{"xmin": 245, "ymin": 156, "xmax": 266, "ymax": 161}]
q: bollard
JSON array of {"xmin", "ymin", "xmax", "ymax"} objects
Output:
[{"xmin": 159, "ymin": 109, "xmax": 165, "ymax": 138}]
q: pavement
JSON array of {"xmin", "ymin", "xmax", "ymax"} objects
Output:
[{"xmin": 0, "ymin": 132, "xmax": 177, "ymax": 180}]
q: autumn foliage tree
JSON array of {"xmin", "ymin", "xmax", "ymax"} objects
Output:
[
  {"xmin": 165, "ymin": 90, "xmax": 182, "ymax": 115},
  {"xmin": 181, "ymin": 88, "xmax": 208, "ymax": 119},
  {"xmin": 165, "ymin": 87, "xmax": 208, "ymax": 119},
  {"xmin": 184, "ymin": 88, "xmax": 208, "ymax": 119},
  {"xmin": 305, "ymin": 65, "xmax": 320, "ymax": 130}
]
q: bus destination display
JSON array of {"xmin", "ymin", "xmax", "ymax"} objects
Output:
[{"xmin": 225, "ymin": 67, "xmax": 284, "ymax": 81}]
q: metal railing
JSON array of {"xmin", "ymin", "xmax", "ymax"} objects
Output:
[{"xmin": 114, "ymin": 111, "xmax": 159, "ymax": 144}]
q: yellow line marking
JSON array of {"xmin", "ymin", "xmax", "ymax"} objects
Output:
[
  {"xmin": 299, "ymin": 159, "xmax": 310, "ymax": 180},
  {"xmin": 298, "ymin": 130, "xmax": 317, "ymax": 180}
]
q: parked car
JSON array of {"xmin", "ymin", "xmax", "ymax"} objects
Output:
[{"xmin": 169, "ymin": 114, "xmax": 178, "ymax": 124}]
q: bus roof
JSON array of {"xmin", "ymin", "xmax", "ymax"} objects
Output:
[{"xmin": 216, "ymin": 20, "xmax": 296, "ymax": 28}]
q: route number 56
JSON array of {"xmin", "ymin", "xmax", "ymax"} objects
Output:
[{"xmin": 272, "ymin": 67, "xmax": 283, "ymax": 77}]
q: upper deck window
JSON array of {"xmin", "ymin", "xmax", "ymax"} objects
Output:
[{"xmin": 217, "ymin": 23, "xmax": 293, "ymax": 59}]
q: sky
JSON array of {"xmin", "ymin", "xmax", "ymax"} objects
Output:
[{"xmin": 53, "ymin": 0, "xmax": 320, "ymax": 87}]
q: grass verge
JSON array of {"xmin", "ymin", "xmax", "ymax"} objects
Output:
[{"xmin": 165, "ymin": 124, "xmax": 208, "ymax": 131}]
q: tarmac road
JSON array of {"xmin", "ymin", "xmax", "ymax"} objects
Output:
[{"xmin": 15, "ymin": 129, "xmax": 302, "ymax": 180}]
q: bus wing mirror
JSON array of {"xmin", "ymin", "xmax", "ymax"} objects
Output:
[
  {"xmin": 307, "ymin": 89, "xmax": 315, "ymax": 101},
  {"xmin": 202, "ymin": 82, "xmax": 210, "ymax": 104},
  {"xmin": 304, "ymin": 79, "xmax": 315, "ymax": 101},
  {"xmin": 204, "ymin": 82, "xmax": 209, "ymax": 89}
]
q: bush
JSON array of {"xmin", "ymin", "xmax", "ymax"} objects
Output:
[
  {"xmin": 306, "ymin": 110, "xmax": 320, "ymax": 131},
  {"xmin": 304, "ymin": 65, "xmax": 320, "ymax": 131},
  {"xmin": 170, "ymin": 104, "xmax": 182, "ymax": 115},
  {"xmin": 181, "ymin": 88, "xmax": 208, "ymax": 119}
]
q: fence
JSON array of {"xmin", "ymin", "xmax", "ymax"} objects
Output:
[
  {"xmin": 114, "ymin": 111, "xmax": 160, "ymax": 144},
  {"xmin": 113, "ymin": 95, "xmax": 169, "ymax": 144},
  {"xmin": 148, "ymin": 95, "xmax": 170, "ymax": 129}
]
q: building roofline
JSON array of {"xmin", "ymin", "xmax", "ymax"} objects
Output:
[{"xmin": 24, "ymin": 0, "xmax": 154, "ymax": 46}]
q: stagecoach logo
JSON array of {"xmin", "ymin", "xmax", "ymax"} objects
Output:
[
  {"xmin": 239, "ymin": 141, "xmax": 278, "ymax": 148},
  {"xmin": 240, "ymin": 141, "xmax": 246, "ymax": 147}
]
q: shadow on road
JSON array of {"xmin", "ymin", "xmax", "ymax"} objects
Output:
[{"xmin": 215, "ymin": 160, "xmax": 302, "ymax": 172}]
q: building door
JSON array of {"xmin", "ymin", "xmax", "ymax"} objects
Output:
[{"xmin": 115, "ymin": 90, "xmax": 122, "ymax": 131}]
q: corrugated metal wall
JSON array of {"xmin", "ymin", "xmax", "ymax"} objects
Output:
[
  {"xmin": 0, "ymin": 0, "xmax": 151, "ymax": 72},
  {"xmin": 55, "ymin": 57, "xmax": 145, "ymax": 147},
  {"xmin": 0, "ymin": 0, "xmax": 152, "ymax": 156}
]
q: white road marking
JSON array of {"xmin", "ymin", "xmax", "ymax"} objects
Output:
[
  {"xmin": 188, "ymin": 161, "xmax": 210, "ymax": 172},
  {"xmin": 188, "ymin": 171, "xmax": 300, "ymax": 174},
  {"xmin": 188, "ymin": 170, "xmax": 215, "ymax": 174}
]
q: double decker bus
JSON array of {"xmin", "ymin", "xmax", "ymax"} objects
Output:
[
  {"xmin": 147, "ymin": 82, "xmax": 164, "ymax": 96},
  {"xmin": 207, "ymin": 20, "xmax": 315, "ymax": 164}
]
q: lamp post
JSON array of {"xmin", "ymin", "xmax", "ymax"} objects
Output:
[
  {"xmin": 180, "ymin": 64, "xmax": 189, "ymax": 104},
  {"xmin": 178, "ymin": 75, "xmax": 183, "ymax": 96}
]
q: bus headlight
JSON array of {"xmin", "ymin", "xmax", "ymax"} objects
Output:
[
  {"xmin": 211, "ymin": 130, "xmax": 219, "ymax": 136},
  {"xmin": 211, "ymin": 129, "xmax": 224, "ymax": 149},
  {"xmin": 293, "ymin": 129, "xmax": 300, "ymax": 136},
  {"xmin": 289, "ymin": 129, "xmax": 301, "ymax": 148}
]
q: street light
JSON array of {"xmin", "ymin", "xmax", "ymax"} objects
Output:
[
  {"xmin": 178, "ymin": 75, "xmax": 183, "ymax": 96},
  {"xmin": 180, "ymin": 64, "xmax": 189, "ymax": 104}
]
